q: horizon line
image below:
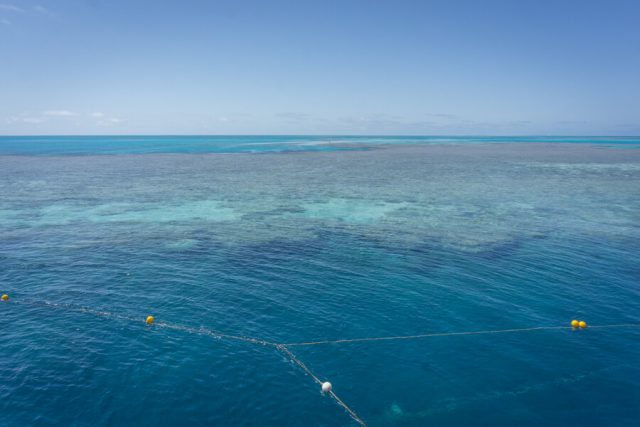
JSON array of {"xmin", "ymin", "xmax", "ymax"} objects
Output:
[{"xmin": 1, "ymin": 134, "xmax": 639, "ymax": 138}]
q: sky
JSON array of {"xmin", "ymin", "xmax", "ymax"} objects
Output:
[{"xmin": 0, "ymin": 0, "xmax": 639, "ymax": 135}]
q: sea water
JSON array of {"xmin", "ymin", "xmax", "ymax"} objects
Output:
[{"xmin": 0, "ymin": 137, "xmax": 639, "ymax": 426}]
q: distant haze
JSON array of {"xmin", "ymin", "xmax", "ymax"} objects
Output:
[{"xmin": 1, "ymin": 0, "xmax": 639, "ymax": 135}]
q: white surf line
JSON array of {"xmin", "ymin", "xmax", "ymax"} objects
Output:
[
  {"xmin": 277, "ymin": 344, "xmax": 367, "ymax": 427},
  {"xmin": 284, "ymin": 324, "xmax": 640, "ymax": 347}
]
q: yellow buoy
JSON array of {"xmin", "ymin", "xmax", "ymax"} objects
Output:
[
  {"xmin": 571, "ymin": 319, "xmax": 579, "ymax": 328},
  {"xmin": 1, "ymin": 294, "xmax": 8, "ymax": 301},
  {"xmin": 146, "ymin": 315, "xmax": 154, "ymax": 325},
  {"xmin": 579, "ymin": 320, "xmax": 587, "ymax": 328}
]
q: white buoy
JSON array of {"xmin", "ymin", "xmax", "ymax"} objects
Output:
[{"xmin": 321, "ymin": 381, "xmax": 332, "ymax": 393}]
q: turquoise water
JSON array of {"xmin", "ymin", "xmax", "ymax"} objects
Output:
[
  {"xmin": 1, "ymin": 138, "xmax": 639, "ymax": 426},
  {"xmin": 1, "ymin": 135, "xmax": 639, "ymax": 155}
]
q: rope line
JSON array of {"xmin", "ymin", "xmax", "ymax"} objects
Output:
[
  {"xmin": 284, "ymin": 323, "xmax": 640, "ymax": 346},
  {"xmin": 15, "ymin": 299, "xmax": 140, "ymax": 323},
  {"xmin": 156, "ymin": 322, "xmax": 277, "ymax": 347},
  {"xmin": 15, "ymin": 299, "xmax": 278, "ymax": 346},
  {"xmin": 277, "ymin": 344, "xmax": 367, "ymax": 427},
  {"xmin": 8, "ymin": 298, "xmax": 640, "ymax": 427},
  {"xmin": 285, "ymin": 326, "xmax": 567, "ymax": 346}
]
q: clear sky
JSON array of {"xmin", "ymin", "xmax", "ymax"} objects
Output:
[{"xmin": 1, "ymin": 0, "xmax": 639, "ymax": 135}]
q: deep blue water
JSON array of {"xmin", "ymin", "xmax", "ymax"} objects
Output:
[{"xmin": 1, "ymin": 138, "xmax": 639, "ymax": 426}]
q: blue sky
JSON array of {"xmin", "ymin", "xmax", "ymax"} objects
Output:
[{"xmin": 1, "ymin": 0, "xmax": 638, "ymax": 135}]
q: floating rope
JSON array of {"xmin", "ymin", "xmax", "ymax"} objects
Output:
[
  {"xmin": 285, "ymin": 324, "xmax": 640, "ymax": 346},
  {"xmin": 286, "ymin": 326, "xmax": 572, "ymax": 346},
  {"xmin": 156, "ymin": 322, "xmax": 277, "ymax": 347},
  {"xmin": 6, "ymin": 297, "xmax": 640, "ymax": 427},
  {"xmin": 14, "ymin": 299, "xmax": 278, "ymax": 347},
  {"xmin": 277, "ymin": 344, "xmax": 367, "ymax": 426}
]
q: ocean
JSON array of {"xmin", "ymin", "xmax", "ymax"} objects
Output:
[{"xmin": 1, "ymin": 136, "xmax": 639, "ymax": 426}]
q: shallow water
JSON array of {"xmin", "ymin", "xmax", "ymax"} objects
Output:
[
  {"xmin": 1, "ymin": 140, "xmax": 639, "ymax": 426},
  {"xmin": 1, "ymin": 135, "xmax": 639, "ymax": 155}
]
